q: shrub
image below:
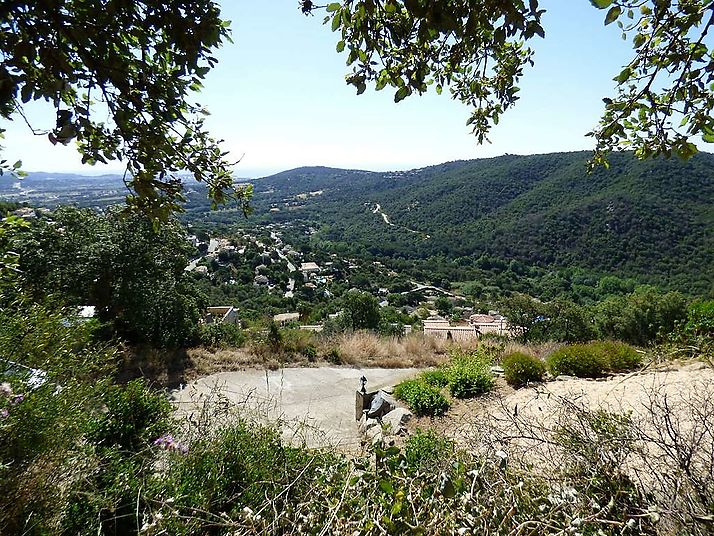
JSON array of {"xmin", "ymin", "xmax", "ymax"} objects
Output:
[
  {"xmin": 88, "ymin": 379, "xmax": 172, "ymax": 452},
  {"xmin": 546, "ymin": 344, "xmax": 609, "ymax": 378},
  {"xmin": 685, "ymin": 300, "xmax": 714, "ymax": 338},
  {"xmin": 302, "ymin": 344, "xmax": 317, "ymax": 362},
  {"xmin": 394, "ymin": 379, "xmax": 450, "ymax": 417},
  {"xmin": 547, "ymin": 341, "xmax": 641, "ymax": 379},
  {"xmin": 446, "ymin": 354, "xmax": 494, "ymax": 398},
  {"xmin": 593, "ymin": 341, "xmax": 641, "ymax": 371},
  {"xmin": 421, "ymin": 368, "xmax": 450, "ymax": 388},
  {"xmin": 502, "ymin": 352, "xmax": 545, "ymax": 387},
  {"xmin": 404, "ymin": 428, "xmax": 454, "ymax": 472},
  {"xmin": 196, "ymin": 322, "xmax": 245, "ymax": 348},
  {"xmin": 325, "ymin": 347, "xmax": 342, "ymax": 365}
]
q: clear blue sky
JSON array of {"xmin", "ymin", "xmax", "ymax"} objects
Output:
[{"xmin": 3, "ymin": 0, "xmax": 635, "ymax": 178}]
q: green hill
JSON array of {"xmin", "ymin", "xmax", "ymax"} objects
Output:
[{"xmin": 233, "ymin": 151, "xmax": 712, "ymax": 294}]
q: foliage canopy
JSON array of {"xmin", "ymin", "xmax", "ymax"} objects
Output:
[
  {"xmin": 0, "ymin": 1, "xmax": 250, "ymax": 218},
  {"xmin": 304, "ymin": 0, "xmax": 714, "ymax": 164}
]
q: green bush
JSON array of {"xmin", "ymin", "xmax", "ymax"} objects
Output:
[
  {"xmin": 502, "ymin": 352, "xmax": 545, "ymax": 387},
  {"xmin": 546, "ymin": 341, "xmax": 641, "ymax": 378},
  {"xmin": 446, "ymin": 354, "xmax": 494, "ymax": 398},
  {"xmin": 394, "ymin": 379, "xmax": 450, "ymax": 417},
  {"xmin": 546, "ymin": 344, "xmax": 609, "ymax": 378},
  {"xmin": 592, "ymin": 341, "xmax": 641, "ymax": 371},
  {"xmin": 421, "ymin": 368, "xmax": 450, "ymax": 388},
  {"xmin": 88, "ymin": 379, "xmax": 172, "ymax": 452},
  {"xmin": 196, "ymin": 322, "xmax": 245, "ymax": 348},
  {"xmin": 325, "ymin": 347, "xmax": 342, "ymax": 365},
  {"xmin": 684, "ymin": 300, "xmax": 714, "ymax": 338},
  {"xmin": 302, "ymin": 344, "xmax": 318, "ymax": 361},
  {"xmin": 404, "ymin": 428, "xmax": 454, "ymax": 472}
]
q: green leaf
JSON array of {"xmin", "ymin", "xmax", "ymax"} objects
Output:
[
  {"xmin": 394, "ymin": 86, "xmax": 409, "ymax": 103},
  {"xmin": 379, "ymin": 479, "xmax": 394, "ymax": 494},
  {"xmin": 331, "ymin": 13, "xmax": 341, "ymax": 31},
  {"xmin": 605, "ymin": 6, "xmax": 621, "ymax": 25},
  {"xmin": 326, "ymin": 2, "xmax": 341, "ymax": 12},
  {"xmin": 702, "ymin": 133, "xmax": 714, "ymax": 143},
  {"xmin": 439, "ymin": 475, "xmax": 456, "ymax": 498},
  {"xmin": 589, "ymin": 0, "xmax": 612, "ymax": 8},
  {"xmin": 676, "ymin": 141, "xmax": 698, "ymax": 159},
  {"xmin": 614, "ymin": 67, "xmax": 632, "ymax": 84},
  {"xmin": 336, "ymin": 40, "xmax": 345, "ymax": 53}
]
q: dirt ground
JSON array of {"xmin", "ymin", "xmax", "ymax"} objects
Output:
[{"xmin": 409, "ymin": 359, "xmax": 714, "ymax": 448}]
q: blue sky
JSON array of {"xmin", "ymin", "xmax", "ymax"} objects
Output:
[{"xmin": 3, "ymin": 1, "xmax": 635, "ymax": 177}]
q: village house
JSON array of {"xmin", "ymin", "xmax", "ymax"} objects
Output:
[
  {"xmin": 273, "ymin": 312, "xmax": 300, "ymax": 325},
  {"xmin": 468, "ymin": 312, "xmax": 510, "ymax": 336},
  {"xmin": 204, "ymin": 306, "xmax": 239, "ymax": 325},
  {"xmin": 300, "ymin": 262, "xmax": 320, "ymax": 276}
]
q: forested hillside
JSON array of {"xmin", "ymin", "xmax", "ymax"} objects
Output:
[
  {"xmin": 6, "ymin": 151, "xmax": 713, "ymax": 294},
  {"xmin": 212, "ymin": 151, "xmax": 712, "ymax": 294}
]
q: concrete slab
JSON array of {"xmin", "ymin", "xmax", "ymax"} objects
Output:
[{"xmin": 171, "ymin": 367, "xmax": 420, "ymax": 449}]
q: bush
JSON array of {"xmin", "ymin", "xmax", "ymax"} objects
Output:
[
  {"xmin": 546, "ymin": 341, "xmax": 641, "ymax": 378},
  {"xmin": 547, "ymin": 344, "xmax": 609, "ymax": 378},
  {"xmin": 502, "ymin": 352, "xmax": 545, "ymax": 387},
  {"xmin": 421, "ymin": 368, "xmax": 450, "ymax": 388},
  {"xmin": 196, "ymin": 322, "xmax": 245, "ymax": 348},
  {"xmin": 592, "ymin": 341, "xmax": 641, "ymax": 371},
  {"xmin": 88, "ymin": 379, "xmax": 172, "ymax": 452},
  {"xmin": 446, "ymin": 354, "xmax": 494, "ymax": 398},
  {"xmin": 325, "ymin": 347, "xmax": 342, "ymax": 365},
  {"xmin": 404, "ymin": 428, "xmax": 454, "ymax": 472},
  {"xmin": 394, "ymin": 379, "xmax": 450, "ymax": 417},
  {"xmin": 685, "ymin": 300, "xmax": 714, "ymax": 338},
  {"xmin": 302, "ymin": 344, "xmax": 317, "ymax": 362}
]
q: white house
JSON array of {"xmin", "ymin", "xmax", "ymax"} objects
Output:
[
  {"xmin": 204, "ymin": 306, "xmax": 239, "ymax": 325},
  {"xmin": 273, "ymin": 312, "xmax": 301, "ymax": 325}
]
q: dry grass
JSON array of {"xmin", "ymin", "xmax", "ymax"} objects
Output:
[
  {"xmin": 185, "ymin": 347, "xmax": 271, "ymax": 380},
  {"xmin": 122, "ymin": 333, "xmax": 567, "ymax": 386},
  {"xmin": 502, "ymin": 340, "xmax": 564, "ymax": 360},
  {"xmin": 327, "ymin": 331, "xmax": 453, "ymax": 368}
]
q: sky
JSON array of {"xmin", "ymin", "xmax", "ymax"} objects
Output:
[{"xmin": 2, "ymin": 1, "xmax": 637, "ymax": 178}]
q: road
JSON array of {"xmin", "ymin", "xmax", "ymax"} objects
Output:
[
  {"xmin": 368, "ymin": 202, "xmax": 430, "ymax": 239},
  {"xmin": 171, "ymin": 367, "xmax": 420, "ymax": 450}
]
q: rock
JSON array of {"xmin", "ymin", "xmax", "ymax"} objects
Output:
[
  {"xmin": 371, "ymin": 431, "xmax": 383, "ymax": 446},
  {"xmin": 382, "ymin": 407, "xmax": 413, "ymax": 435},
  {"xmin": 490, "ymin": 366, "xmax": 505, "ymax": 375},
  {"xmin": 366, "ymin": 425, "xmax": 382, "ymax": 443},
  {"xmin": 358, "ymin": 415, "xmax": 380, "ymax": 434},
  {"xmin": 366, "ymin": 390, "xmax": 396, "ymax": 420},
  {"xmin": 555, "ymin": 375, "xmax": 577, "ymax": 381}
]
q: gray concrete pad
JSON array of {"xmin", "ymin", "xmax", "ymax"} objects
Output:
[{"xmin": 171, "ymin": 367, "xmax": 420, "ymax": 449}]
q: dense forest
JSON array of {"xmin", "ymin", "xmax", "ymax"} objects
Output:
[{"xmin": 185, "ymin": 151, "xmax": 713, "ymax": 295}]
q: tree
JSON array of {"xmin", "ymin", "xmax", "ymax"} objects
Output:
[
  {"xmin": 340, "ymin": 290, "xmax": 382, "ymax": 330},
  {"xmin": 13, "ymin": 207, "xmax": 206, "ymax": 347},
  {"xmin": 0, "ymin": 1, "xmax": 250, "ymax": 218},
  {"xmin": 500, "ymin": 293, "xmax": 549, "ymax": 343},
  {"xmin": 434, "ymin": 295, "xmax": 453, "ymax": 317},
  {"xmin": 593, "ymin": 286, "xmax": 688, "ymax": 345},
  {"xmin": 304, "ymin": 0, "xmax": 714, "ymax": 164}
]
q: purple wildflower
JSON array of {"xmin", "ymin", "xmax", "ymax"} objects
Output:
[
  {"xmin": 0, "ymin": 383, "xmax": 12, "ymax": 398},
  {"xmin": 153, "ymin": 434, "xmax": 188, "ymax": 454},
  {"xmin": 0, "ymin": 408, "xmax": 8, "ymax": 419},
  {"xmin": 10, "ymin": 394, "xmax": 24, "ymax": 405}
]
